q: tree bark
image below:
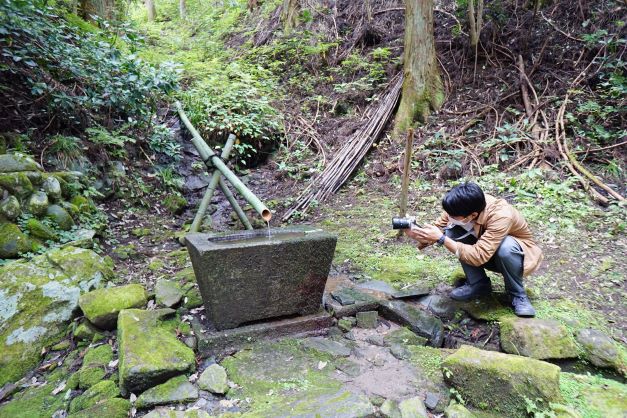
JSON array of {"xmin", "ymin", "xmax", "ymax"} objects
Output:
[
  {"xmin": 467, "ymin": 0, "xmax": 484, "ymax": 49},
  {"xmin": 179, "ymin": 0, "xmax": 187, "ymax": 19},
  {"xmin": 281, "ymin": 0, "xmax": 299, "ymax": 33},
  {"xmin": 145, "ymin": 0, "xmax": 156, "ymax": 21},
  {"xmin": 393, "ymin": 0, "xmax": 444, "ymax": 136}
]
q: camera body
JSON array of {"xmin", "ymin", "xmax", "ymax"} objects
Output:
[{"xmin": 391, "ymin": 216, "xmax": 421, "ymax": 230}]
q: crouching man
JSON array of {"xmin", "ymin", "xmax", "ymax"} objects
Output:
[{"xmin": 405, "ymin": 182, "xmax": 543, "ymax": 317}]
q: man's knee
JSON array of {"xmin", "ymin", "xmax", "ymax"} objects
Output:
[{"xmin": 496, "ymin": 237, "xmax": 519, "ymax": 259}]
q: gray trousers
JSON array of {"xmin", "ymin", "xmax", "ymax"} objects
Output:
[{"xmin": 445, "ymin": 226, "xmax": 526, "ymax": 298}]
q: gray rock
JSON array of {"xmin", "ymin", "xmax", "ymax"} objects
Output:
[
  {"xmin": 46, "ymin": 204, "xmax": 74, "ymax": 230},
  {"xmin": 0, "ymin": 153, "xmax": 40, "ymax": 172},
  {"xmin": 136, "ymin": 375, "xmax": 198, "ymax": 409},
  {"xmin": 63, "ymin": 229, "xmax": 96, "ymax": 249},
  {"xmin": 392, "ymin": 284, "xmax": 431, "ymax": 299},
  {"xmin": 499, "ymin": 317, "xmax": 578, "ymax": 360},
  {"xmin": 0, "ymin": 172, "xmax": 33, "ymax": 198},
  {"xmin": 197, "ymin": 364, "xmax": 228, "ymax": 394},
  {"xmin": 424, "ymin": 392, "xmax": 440, "ymax": 410},
  {"xmin": 335, "ymin": 358, "xmax": 362, "ymax": 377},
  {"xmin": 365, "ymin": 335, "xmax": 387, "ymax": 347},
  {"xmin": 344, "ymin": 331, "xmax": 356, "ymax": 341},
  {"xmin": 576, "ymin": 328, "xmax": 623, "ymax": 370},
  {"xmin": 381, "ymin": 399, "xmax": 401, "ymax": 418},
  {"xmin": 286, "ymin": 389, "xmax": 374, "ymax": 417},
  {"xmin": 42, "ymin": 177, "xmax": 62, "ymax": 201},
  {"xmin": 356, "ymin": 311, "xmax": 378, "ymax": 328},
  {"xmin": 79, "ymin": 284, "xmax": 148, "ymax": 329},
  {"xmin": 0, "ymin": 195, "xmax": 21, "ymax": 220},
  {"xmin": 399, "ymin": 396, "xmax": 428, "ymax": 417},
  {"xmin": 331, "ymin": 289, "xmax": 356, "ymax": 305},
  {"xmin": 379, "ymin": 301, "xmax": 444, "ymax": 347},
  {"xmin": 27, "ymin": 191, "xmax": 49, "ymax": 216},
  {"xmin": 302, "ymin": 337, "xmax": 351, "ymax": 357},
  {"xmin": 384, "ymin": 327, "xmax": 428, "ymax": 347},
  {"xmin": 389, "ymin": 344, "xmax": 412, "ymax": 360},
  {"xmin": 338, "ymin": 318, "xmax": 354, "ymax": 332},
  {"xmin": 0, "ymin": 223, "xmax": 33, "ymax": 258},
  {"xmin": 143, "ymin": 409, "xmax": 212, "ymax": 418},
  {"xmin": 155, "ymin": 279, "xmax": 184, "ymax": 308},
  {"xmin": 356, "ymin": 280, "xmax": 396, "ymax": 295},
  {"xmin": 417, "ymin": 294, "xmax": 460, "ymax": 319}
]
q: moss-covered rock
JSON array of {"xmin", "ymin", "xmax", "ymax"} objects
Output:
[
  {"xmin": 78, "ymin": 344, "xmax": 113, "ymax": 389},
  {"xmin": 117, "ymin": 308, "xmax": 196, "ymax": 394},
  {"xmin": 384, "ymin": 327, "xmax": 428, "ymax": 347},
  {"xmin": 0, "ymin": 246, "xmax": 113, "ymax": 387},
  {"xmin": 444, "ymin": 403, "xmax": 475, "ymax": 418},
  {"xmin": 143, "ymin": 409, "xmax": 212, "ymax": 418},
  {"xmin": 155, "ymin": 279, "xmax": 183, "ymax": 308},
  {"xmin": 0, "ymin": 195, "xmax": 21, "ymax": 220},
  {"xmin": 0, "ymin": 172, "xmax": 34, "ymax": 198},
  {"xmin": 399, "ymin": 396, "xmax": 428, "ymax": 417},
  {"xmin": 0, "ymin": 222, "xmax": 34, "ymax": 258},
  {"xmin": 73, "ymin": 319, "xmax": 105, "ymax": 342},
  {"xmin": 575, "ymin": 328, "xmax": 625, "ymax": 374},
  {"xmin": 442, "ymin": 345, "xmax": 561, "ymax": 417},
  {"xmin": 197, "ymin": 363, "xmax": 228, "ymax": 394},
  {"xmin": 67, "ymin": 397, "xmax": 131, "ymax": 418},
  {"xmin": 0, "ymin": 153, "xmax": 40, "ymax": 172},
  {"xmin": 163, "ymin": 193, "xmax": 187, "ymax": 215},
  {"xmin": 71, "ymin": 195, "xmax": 94, "ymax": 214},
  {"xmin": 28, "ymin": 191, "xmax": 49, "ymax": 216},
  {"xmin": 42, "ymin": 176, "xmax": 62, "ymax": 201},
  {"xmin": 499, "ymin": 318, "xmax": 578, "ymax": 360},
  {"xmin": 135, "ymin": 375, "xmax": 199, "ymax": 409},
  {"xmin": 79, "ymin": 284, "xmax": 148, "ymax": 330},
  {"xmin": 181, "ymin": 282, "xmax": 203, "ymax": 309},
  {"xmin": 25, "ymin": 217, "xmax": 58, "ymax": 241},
  {"xmin": 46, "ymin": 203, "xmax": 75, "ymax": 230},
  {"xmin": 0, "ymin": 379, "xmax": 67, "ymax": 417},
  {"xmin": 69, "ymin": 379, "xmax": 119, "ymax": 413},
  {"xmin": 560, "ymin": 372, "xmax": 626, "ymax": 417}
]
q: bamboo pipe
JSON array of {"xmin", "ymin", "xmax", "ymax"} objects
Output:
[
  {"xmin": 189, "ymin": 133, "xmax": 237, "ymax": 234},
  {"xmin": 218, "ymin": 177, "xmax": 254, "ymax": 230},
  {"xmin": 176, "ymin": 101, "xmax": 272, "ymax": 222}
]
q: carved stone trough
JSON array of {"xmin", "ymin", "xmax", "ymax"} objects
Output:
[{"xmin": 185, "ymin": 226, "xmax": 337, "ymax": 330}]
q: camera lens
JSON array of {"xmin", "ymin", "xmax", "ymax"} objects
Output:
[{"xmin": 392, "ymin": 217, "xmax": 411, "ymax": 229}]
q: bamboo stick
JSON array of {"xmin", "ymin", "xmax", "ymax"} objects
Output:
[{"xmin": 219, "ymin": 177, "xmax": 254, "ymax": 230}]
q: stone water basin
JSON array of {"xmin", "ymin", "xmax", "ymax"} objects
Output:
[{"xmin": 185, "ymin": 226, "xmax": 337, "ymax": 330}]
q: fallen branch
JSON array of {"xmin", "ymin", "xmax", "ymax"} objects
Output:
[{"xmin": 283, "ymin": 73, "xmax": 403, "ymax": 220}]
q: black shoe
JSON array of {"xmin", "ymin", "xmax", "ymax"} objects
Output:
[
  {"xmin": 449, "ymin": 282, "xmax": 492, "ymax": 301},
  {"xmin": 512, "ymin": 295, "xmax": 536, "ymax": 317}
]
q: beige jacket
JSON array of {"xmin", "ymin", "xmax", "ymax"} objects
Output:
[{"xmin": 434, "ymin": 194, "xmax": 543, "ymax": 276}]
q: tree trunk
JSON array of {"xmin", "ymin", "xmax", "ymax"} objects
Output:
[
  {"xmin": 179, "ymin": 0, "xmax": 186, "ymax": 19},
  {"xmin": 467, "ymin": 0, "xmax": 484, "ymax": 49},
  {"xmin": 281, "ymin": 0, "xmax": 299, "ymax": 33},
  {"xmin": 393, "ymin": 0, "xmax": 444, "ymax": 136},
  {"xmin": 79, "ymin": 0, "xmax": 114, "ymax": 21},
  {"xmin": 145, "ymin": 0, "xmax": 156, "ymax": 21}
]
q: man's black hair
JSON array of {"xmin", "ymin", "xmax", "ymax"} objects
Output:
[{"xmin": 441, "ymin": 182, "xmax": 486, "ymax": 217}]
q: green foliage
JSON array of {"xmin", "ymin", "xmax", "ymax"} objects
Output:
[
  {"xmin": 86, "ymin": 125, "xmax": 135, "ymax": 158},
  {"xmin": 48, "ymin": 135, "xmax": 82, "ymax": 168},
  {"xmin": 0, "ymin": 0, "xmax": 179, "ymax": 130},
  {"xmin": 149, "ymin": 124, "xmax": 181, "ymax": 162}
]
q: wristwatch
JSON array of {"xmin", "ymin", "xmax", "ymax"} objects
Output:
[{"xmin": 436, "ymin": 234, "xmax": 446, "ymax": 246}]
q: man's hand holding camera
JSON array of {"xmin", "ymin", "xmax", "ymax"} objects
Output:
[{"xmin": 405, "ymin": 224, "xmax": 442, "ymax": 246}]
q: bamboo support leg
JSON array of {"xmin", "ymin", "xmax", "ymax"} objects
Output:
[
  {"xmin": 189, "ymin": 134, "xmax": 237, "ymax": 234},
  {"xmin": 218, "ymin": 177, "xmax": 253, "ymax": 230}
]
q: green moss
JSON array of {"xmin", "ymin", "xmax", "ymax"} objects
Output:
[
  {"xmin": 164, "ymin": 194, "xmax": 187, "ymax": 215},
  {"xmin": 73, "ymin": 319, "xmax": 105, "ymax": 342},
  {"xmin": 408, "ymin": 345, "xmax": 445, "ymax": 380},
  {"xmin": 0, "ymin": 172, "xmax": 34, "ymax": 198},
  {"xmin": 25, "ymin": 218, "xmax": 58, "ymax": 241},
  {"xmin": 78, "ymin": 365, "xmax": 107, "ymax": 389},
  {"xmin": 0, "ymin": 222, "xmax": 34, "ymax": 258},
  {"xmin": 67, "ymin": 397, "xmax": 130, "ymax": 418},
  {"xmin": 83, "ymin": 344, "xmax": 113, "ymax": 367},
  {"xmin": 71, "ymin": 195, "xmax": 94, "ymax": 213},
  {"xmin": 69, "ymin": 379, "xmax": 119, "ymax": 413},
  {"xmin": 78, "ymin": 284, "xmax": 147, "ymax": 329},
  {"xmin": 147, "ymin": 258, "xmax": 165, "ymax": 271},
  {"xmin": 560, "ymin": 372, "xmax": 627, "ymax": 418},
  {"xmin": 0, "ymin": 380, "xmax": 67, "ymax": 417},
  {"xmin": 112, "ymin": 243, "xmax": 137, "ymax": 260}
]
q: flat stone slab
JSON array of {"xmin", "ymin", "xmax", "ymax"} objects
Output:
[
  {"xmin": 500, "ymin": 317, "xmax": 578, "ymax": 360},
  {"xmin": 355, "ymin": 280, "xmax": 397, "ymax": 295},
  {"xmin": 194, "ymin": 311, "xmax": 333, "ymax": 357},
  {"xmin": 136, "ymin": 375, "xmax": 198, "ymax": 409},
  {"xmin": 155, "ymin": 279, "xmax": 183, "ymax": 308},
  {"xmin": 79, "ymin": 284, "xmax": 147, "ymax": 330},
  {"xmin": 118, "ymin": 309, "xmax": 195, "ymax": 394},
  {"xmin": 379, "ymin": 301, "xmax": 444, "ymax": 347},
  {"xmin": 392, "ymin": 284, "xmax": 432, "ymax": 299},
  {"xmin": 303, "ymin": 337, "xmax": 352, "ymax": 357},
  {"xmin": 442, "ymin": 345, "xmax": 561, "ymax": 417},
  {"xmin": 325, "ymin": 288, "xmax": 381, "ymax": 318},
  {"xmin": 417, "ymin": 294, "xmax": 460, "ymax": 319}
]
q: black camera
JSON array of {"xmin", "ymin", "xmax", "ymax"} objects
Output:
[{"xmin": 392, "ymin": 216, "xmax": 421, "ymax": 230}]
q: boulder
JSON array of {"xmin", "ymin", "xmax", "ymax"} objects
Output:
[
  {"xmin": 0, "ymin": 172, "xmax": 33, "ymax": 198},
  {"xmin": 25, "ymin": 218, "xmax": 58, "ymax": 241},
  {"xmin": 28, "ymin": 191, "xmax": 49, "ymax": 215},
  {"xmin": 379, "ymin": 301, "xmax": 444, "ymax": 347},
  {"xmin": 42, "ymin": 176, "xmax": 62, "ymax": 201},
  {"xmin": 444, "ymin": 403, "xmax": 475, "ymax": 418},
  {"xmin": 143, "ymin": 409, "xmax": 212, "ymax": 418},
  {"xmin": 136, "ymin": 375, "xmax": 198, "ymax": 409},
  {"xmin": 384, "ymin": 327, "xmax": 428, "ymax": 347},
  {"xmin": 155, "ymin": 279, "xmax": 184, "ymax": 308},
  {"xmin": 69, "ymin": 379, "xmax": 119, "ymax": 413},
  {"xmin": 79, "ymin": 284, "xmax": 148, "ymax": 330},
  {"xmin": 442, "ymin": 345, "xmax": 561, "ymax": 417},
  {"xmin": 356, "ymin": 310, "xmax": 378, "ymax": 328},
  {"xmin": 417, "ymin": 294, "xmax": 461, "ymax": 319},
  {"xmin": 499, "ymin": 318, "xmax": 578, "ymax": 360},
  {"xmin": 576, "ymin": 328, "xmax": 625, "ymax": 373},
  {"xmin": 0, "ymin": 153, "xmax": 40, "ymax": 172},
  {"xmin": 117, "ymin": 309, "xmax": 196, "ymax": 394},
  {"xmin": 398, "ymin": 396, "xmax": 428, "ymax": 417},
  {"xmin": 67, "ymin": 398, "xmax": 130, "ymax": 418},
  {"xmin": 0, "ymin": 247, "xmax": 113, "ymax": 387},
  {"xmin": 197, "ymin": 364, "xmax": 228, "ymax": 394},
  {"xmin": 63, "ymin": 228, "xmax": 96, "ymax": 249},
  {"xmin": 0, "ymin": 195, "xmax": 21, "ymax": 220},
  {"xmin": 46, "ymin": 204, "xmax": 75, "ymax": 230},
  {"xmin": 73, "ymin": 319, "xmax": 105, "ymax": 342},
  {"xmin": 77, "ymin": 344, "xmax": 114, "ymax": 390},
  {"xmin": 0, "ymin": 223, "xmax": 33, "ymax": 258},
  {"xmin": 380, "ymin": 399, "xmax": 401, "ymax": 418}
]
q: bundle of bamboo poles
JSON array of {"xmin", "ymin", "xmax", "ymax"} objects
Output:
[{"xmin": 283, "ymin": 73, "xmax": 403, "ymax": 221}]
